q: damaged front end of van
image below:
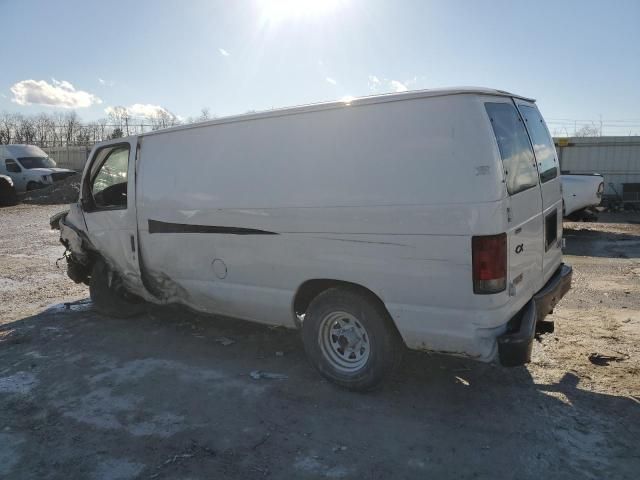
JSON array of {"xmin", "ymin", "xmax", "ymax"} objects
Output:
[
  {"xmin": 59, "ymin": 203, "xmax": 149, "ymax": 317},
  {"xmin": 58, "ymin": 204, "xmax": 94, "ymax": 285}
]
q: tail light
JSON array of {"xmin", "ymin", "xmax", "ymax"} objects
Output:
[
  {"xmin": 597, "ymin": 182, "xmax": 604, "ymax": 198},
  {"xmin": 472, "ymin": 233, "xmax": 507, "ymax": 294}
]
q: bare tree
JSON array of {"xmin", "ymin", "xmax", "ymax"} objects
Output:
[
  {"xmin": 0, "ymin": 105, "xmax": 188, "ymax": 147},
  {"xmin": 108, "ymin": 106, "xmax": 130, "ymax": 136},
  {"xmin": 61, "ymin": 111, "xmax": 81, "ymax": 145},
  {"xmin": 14, "ymin": 115, "xmax": 37, "ymax": 144},
  {"xmin": 0, "ymin": 112, "xmax": 17, "ymax": 144},
  {"xmin": 75, "ymin": 125, "xmax": 91, "ymax": 145},
  {"xmin": 199, "ymin": 107, "xmax": 210, "ymax": 122},
  {"xmin": 52, "ymin": 112, "xmax": 68, "ymax": 146},
  {"xmin": 150, "ymin": 109, "xmax": 180, "ymax": 131},
  {"xmin": 34, "ymin": 113, "xmax": 56, "ymax": 146},
  {"xmin": 97, "ymin": 118, "xmax": 109, "ymax": 141}
]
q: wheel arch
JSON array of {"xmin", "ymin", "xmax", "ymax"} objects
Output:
[{"xmin": 292, "ymin": 278, "xmax": 402, "ymax": 339}]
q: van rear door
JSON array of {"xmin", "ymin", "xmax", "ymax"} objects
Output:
[
  {"xmin": 484, "ymin": 100, "xmax": 543, "ymax": 300},
  {"xmin": 515, "ymin": 101, "xmax": 563, "ymax": 286}
]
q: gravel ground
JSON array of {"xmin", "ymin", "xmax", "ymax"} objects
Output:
[{"xmin": 0, "ymin": 204, "xmax": 639, "ymax": 479}]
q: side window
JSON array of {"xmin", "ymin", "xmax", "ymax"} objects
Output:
[
  {"xmin": 5, "ymin": 159, "xmax": 21, "ymax": 173},
  {"xmin": 485, "ymin": 102, "xmax": 539, "ymax": 195},
  {"xmin": 518, "ymin": 105, "xmax": 558, "ymax": 183},
  {"xmin": 89, "ymin": 145, "xmax": 129, "ymax": 209}
]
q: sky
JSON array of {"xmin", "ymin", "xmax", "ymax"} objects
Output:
[{"xmin": 1, "ymin": 0, "xmax": 640, "ymax": 135}]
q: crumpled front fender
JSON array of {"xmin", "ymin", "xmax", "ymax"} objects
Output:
[{"xmin": 59, "ymin": 203, "xmax": 92, "ymax": 265}]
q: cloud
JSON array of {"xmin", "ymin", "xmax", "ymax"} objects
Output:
[
  {"xmin": 98, "ymin": 78, "xmax": 115, "ymax": 87},
  {"xmin": 104, "ymin": 103, "xmax": 176, "ymax": 119},
  {"xmin": 218, "ymin": 48, "xmax": 230, "ymax": 57},
  {"xmin": 390, "ymin": 80, "xmax": 408, "ymax": 92},
  {"xmin": 368, "ymin": 75, "xmax": 412, "ymax": 93},
  {"xmin": 326, "ymin": 77, "xmax": 337, "ymax": 85},
  {"xmin": 10, "ymin": 79, "xmax": 102, "ymax": 108},
  {"xmin": 0, "ymin": 93, "xmax": 6, "ymax": 98}
]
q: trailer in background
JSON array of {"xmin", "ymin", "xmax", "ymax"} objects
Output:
[{"xmin": 554, "ymin": 136, "xmax": 640, "ymax": 208}]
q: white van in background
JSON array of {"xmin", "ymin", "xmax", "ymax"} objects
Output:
[
  {"xmin": 0, "ymin": 144, "xmax": 76, "ymax": 192},
  {"xmin": 59, "ymin": 88, "xmax": 572, "ymax": 390}
]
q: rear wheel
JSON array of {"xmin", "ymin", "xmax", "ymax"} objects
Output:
[
  {"xmin": 302, "ymin": 288, "xmax": 403, "ymax": 391},
  {"xmin": 89, "ymin": 259, "xmax": 146, "ymax": 318}
]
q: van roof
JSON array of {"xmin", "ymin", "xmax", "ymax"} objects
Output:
[
  {"xmin": 2, "ymin": 144, "xmax": 48, "ymax": 157},
  {"xmin": 136, "ymin": 87, "xmax": 535, "ymax": 139}
]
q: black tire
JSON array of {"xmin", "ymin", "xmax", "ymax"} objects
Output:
[
  {"xmin": 89, "ymin": 259, "xmax": 146, "ymax": 318},
  {"xmin": 302, "ymin": 287, "xmax": 404, "ymax": 391},
  {"xmin": 0, "ymin": 179, "xmax": 18, "ymax": 206}
]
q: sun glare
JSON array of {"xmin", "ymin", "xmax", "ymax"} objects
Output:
[{"xmin": 258, "ymin": 0, "xmax": 346, "ymax": 24}]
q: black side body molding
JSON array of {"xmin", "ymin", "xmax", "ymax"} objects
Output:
[{"xmin": 148, "ymin": 219, "xmax": 279, "ymax": 235}]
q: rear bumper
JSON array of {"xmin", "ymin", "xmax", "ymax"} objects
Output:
[
  {"xmin": 497, "ymin": 263, "xmax": 572, "ymax": 366},
  {"xmin": 533, "ymin": 263, "xmax": 573, "ymax": 321}
]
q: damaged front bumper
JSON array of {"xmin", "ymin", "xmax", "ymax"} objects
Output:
[
  {"xmin": 497, "ymin": 263, "xmax": 573, "ymax": 367},
  {"xmin": 59, "ymin": 213, "xmax": 93, "ymax": 284}
]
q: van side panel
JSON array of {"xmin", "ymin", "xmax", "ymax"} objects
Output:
[
  {"xmin": 138, "ymin": 95, "xmax": 505, "ymax": 210},
  {"xmin": 135, "ymin": 94, "xmax": 517, "ymax": 359}
]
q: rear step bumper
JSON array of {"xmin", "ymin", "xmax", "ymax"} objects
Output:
[{"xmin": 497, "ymin": 263, "xmax": 573, "ymax": 367}]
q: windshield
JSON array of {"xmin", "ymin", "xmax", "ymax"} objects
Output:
[{"xmin": 17, "ymin": 156, "xmax": 57, "ymax": 169}]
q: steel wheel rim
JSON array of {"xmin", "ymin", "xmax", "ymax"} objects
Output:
[{"xmin": 318, "ymin": 311, "xmax": 370, "ymax": 373}]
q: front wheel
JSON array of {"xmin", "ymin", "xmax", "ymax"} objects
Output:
[
  {"xmin": 89, "ymin": 259, "xmax": 146, "ymax": 318},
  {"xmin": 302, "ymin": 288, "xmax": 403, "ymax": 391}
]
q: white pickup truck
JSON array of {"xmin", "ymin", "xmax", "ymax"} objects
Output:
[{"xmin": 561, "ymin": 173, "xmax": 604, "ymax": 219}]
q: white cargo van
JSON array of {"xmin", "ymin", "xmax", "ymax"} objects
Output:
[
  {"xmin": 0, "ymin": 144, "xmax": 76, "ymax": 192},
  {"xmin": 59, "ymin": 88, "xmax": 572, "ymax": 390}
]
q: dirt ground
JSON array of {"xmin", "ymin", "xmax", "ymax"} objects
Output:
[{"xmin": 1, "ymin": 204, "xmax": 639, "ymax": 479}]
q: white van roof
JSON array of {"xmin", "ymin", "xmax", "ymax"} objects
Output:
[
  {"xmin": 139, "ymin": 87, "xmax": 535, "ymax": 139},
  {"xmin": 3, "ymin": 144, "xmax": 48, "ymax": 157}
]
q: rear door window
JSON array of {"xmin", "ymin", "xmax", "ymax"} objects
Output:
[
  {"xmin": 485, "ymin": 102, "xmax": 538, "ymax": 195},
  {"xmin": 518, "ymin": 105, "xmax": 558, "ymax": 183}
]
